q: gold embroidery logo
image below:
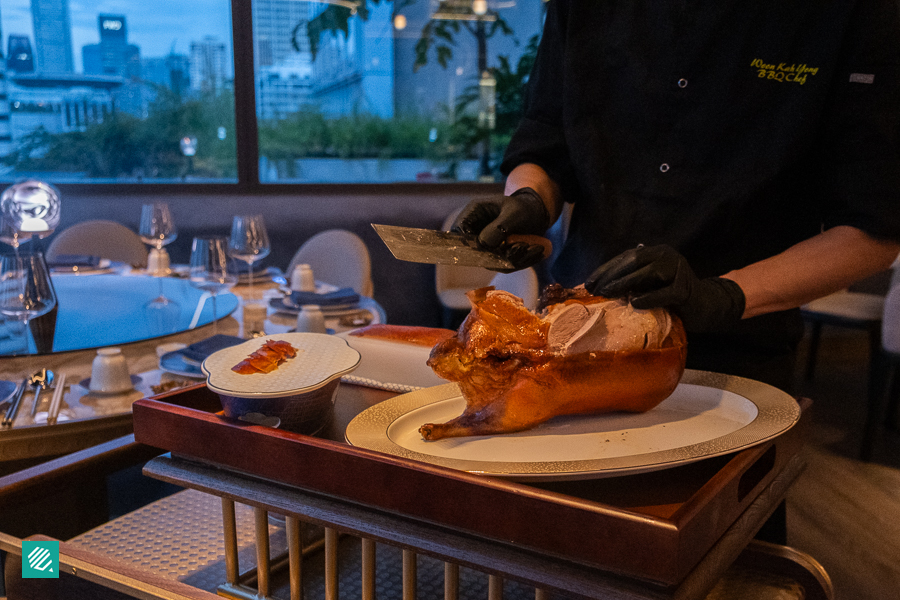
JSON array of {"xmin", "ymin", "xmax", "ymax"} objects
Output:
[{"xmin": 751, "ymin": 58, "xmax": 818, "ymax": 85}]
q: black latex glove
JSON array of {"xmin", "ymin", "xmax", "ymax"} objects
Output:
[
  {"xmin": 584, "ymin": 245, "xmax": 746, "ymax": 333},
  {"xmin": 452, "ymin": 187, "xmax": 551, "ymax": 271}
]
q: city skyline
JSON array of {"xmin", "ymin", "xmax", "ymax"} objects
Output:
[{"xmin": 0, "ymin": 0, "xmax": 233, "ymax": 73}]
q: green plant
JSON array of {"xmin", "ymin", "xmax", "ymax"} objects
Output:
[
  {"xmin": 3, "ymin": 90, "xmax": 237, "ymax": 179},
  {"xmin": 257, "ymin": 110, "xmax": 450, "ymax": 159},
  {"xmin": 297, "ymin": 0, "xmax": 514, "ymax": 72},
  {"xmin": 443, "ymin": 34, "xmax": 540, "ymax": 175}
]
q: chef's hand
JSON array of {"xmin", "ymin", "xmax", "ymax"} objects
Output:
[
  {"xmin": 452, "ymin": 187, "xmax": 551, "ymax": 271},
  {"xmin": 585, "ymin": 245, "xmax": 746, "ymax": 332}
]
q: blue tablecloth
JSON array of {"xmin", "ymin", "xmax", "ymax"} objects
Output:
[{"xmin": 0, "ymin": 274, "xmax": 239, "ymax": 356}]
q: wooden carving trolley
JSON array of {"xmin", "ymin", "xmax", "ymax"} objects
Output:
[{"xmin": 2, "ymin": 381, "xmax": 832, "ymax": 600}]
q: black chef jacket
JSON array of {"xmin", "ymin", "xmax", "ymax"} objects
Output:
[{"xmin": 501, "ymin": 0, "xmax": 900, "ymax": 384}]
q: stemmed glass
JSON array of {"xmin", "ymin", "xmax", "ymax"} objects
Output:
[
  {"xmin": 0, "ymin": 252, "xmax": 57, "ymax": 353},
  {"xmin": 139, "ymin": 203, "xmax": 180, "ymax": 333},
  {"xmin": 139, "ymin": 202, "xmax": 178, "ymax": 275},
  {"xmin": 0, "ymin": 180, "xmax": 61, "ymax": 240},
  {"xmin": 189, "ymin": 237, "xmax": 237, "ymax": 334},
  {"xmin": 228, "ymin": 215, "xmax": 270, "ymax": 301},
  {"xmin": 0, "ymin": 216, "xmax": 24, "ymax": 250}
]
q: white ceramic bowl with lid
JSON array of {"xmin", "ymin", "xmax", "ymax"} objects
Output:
[{"xmin": 202, "ymin": 332, "xmax": 360, "ymax": 434}]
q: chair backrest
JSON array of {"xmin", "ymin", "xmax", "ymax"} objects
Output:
[
  {"xmin": 882, "ymin": 267, "xmax": 900, "ymax": 354},
  {"xmin": 46, "ymin": 220, "xmax": 148, "ymax": 268},
  {"xmin": 434, "ymin": 207, "xmax": 495, "ymax": 303},
  {"xmin": 434, "ymin": 207, "xmax": 494, "ymax": 310},
  {"xmin": 435, "ymin": 265, "xmax": 495, "ymax": 296},
  {"xmin": 287, "ymin": 229, "xmax": 373, "ymax": 296},
  {"xmin": 434, "ymin": 208, "xmax": 543, "ymax": 310},
  {"xmin": 490, "ymin": 267, "xmax": 539, "ymax": 311}
]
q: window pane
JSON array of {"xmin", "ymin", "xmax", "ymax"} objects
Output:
[
  {"xmin": 256, "ymin": 0, "xmax": 546, "ymax": 183},
  {"xmin": 0, "ymin": 0, "xmax": 236, "ymax": 182}
]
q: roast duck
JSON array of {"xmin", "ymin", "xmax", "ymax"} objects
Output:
[
  {"xmin": 231, "ymin": 340, "xmax": 298, "ymax": 374},
  {"xmin": 419, "ymin": 284, "xmax": 687, "ymax": 440}
]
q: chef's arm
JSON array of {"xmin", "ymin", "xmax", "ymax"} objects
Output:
[
  {"xmin": 504, "ymin": 163, "xmax": 564, "ymax": 226},
  {"xmin": 723, "ymin": 226, "xmax": 900, "ymax": 319}
]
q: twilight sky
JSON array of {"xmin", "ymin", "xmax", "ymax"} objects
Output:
[{"xmin": 1, "ymin": 0, "xmax": 233, "ymax": 70}]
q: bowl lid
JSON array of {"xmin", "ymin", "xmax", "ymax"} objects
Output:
[{"xmin": 202, "ymin": 332, "xmax": 360, "ymax": 398}]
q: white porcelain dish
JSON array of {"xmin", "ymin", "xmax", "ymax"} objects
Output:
[
  {"xmin": 50, "ymin": 259, "xmax": 125, "ymax": 275},
  {"xmin": 78, "ymin": 374, "xmax": 143, "ymax": 396},
  {"xmin": 345, "ymin": 370, "xmax": 801, "ymax": 481},
  {"xmin": 202, "ymin": 332, "xmax": 360, "ymax": 434},
  {"xmin": 202, "ymin": 332, "xmax": 360, "ymax": 398},
  {"xmin": 269, "ymin": 297, "xmax": 361, "ymax": 316},
  {"xmin": 335, "ymin": 330, "xmax": 447, "ymax": 392}
]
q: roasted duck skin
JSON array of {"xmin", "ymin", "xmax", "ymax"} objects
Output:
[
  {"xmin": 349, "ymin": 324, "xmax": 456, "ymax": 347},
  {"xmin": 232, "ymin": 340, "xmax": 299, "ymax": 374},
  {"xmin": 421, "ymin": 287, "xmax": 687, "ymax": 440}
]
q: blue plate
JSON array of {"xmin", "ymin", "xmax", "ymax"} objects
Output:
[
  {"xmin": 159, "ymin": 351, "xmax": 206, "ymax": 379},
  {"xmin": 0, "ymin": 380, "xmax": 18, "ymax": 406}
]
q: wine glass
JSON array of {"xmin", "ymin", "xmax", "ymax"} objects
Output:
[
  {"xmin": 0, "ymin": 180, "xmax": 61, "ymax": 239},
  {"xmin": 228, "ymin": 215, "xmax": 270, "ymax": 301},
  {"xmin": 139, "ymin": 202, "xmax": 178, "ymax": 275},
  {"xmin": 0, "ymin": 216, "xmax": 23, "ymax": 249},
  {"xmin": 0, "ymin": 252, "xmax": 57, "ymax": 353},
  {"xmin": 189, "ymin": 237, "xmax": 237, "ymax": 334},
  {"xmin": 139, "ymin": 203, "xmax": 180, "ymax": 332}
]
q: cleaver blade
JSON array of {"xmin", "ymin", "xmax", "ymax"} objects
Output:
[{"xmin": 372, "ymin": 223, "xmax": 517, "ymax": 270}]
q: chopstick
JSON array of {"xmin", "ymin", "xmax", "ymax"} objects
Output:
[
  {"xmin": 47, "ymin": 372, "xmax": 67, "ymax": 426},
  {"xmin": 2, "ymin": 376, "xmax": 29, "ymax": 426}
]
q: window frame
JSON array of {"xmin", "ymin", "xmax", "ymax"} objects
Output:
[{"xmin": 1, "ymin": 0, "xmax": 502, "ymax": 196}]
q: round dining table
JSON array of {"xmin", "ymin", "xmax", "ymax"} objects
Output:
[
  {"xmin": 0, "ymin": 273, "xmax": 239, "ymax": 357},
  {"xmin": 0, "ymin": 268, "xmax": 386, "ymax": 474}
]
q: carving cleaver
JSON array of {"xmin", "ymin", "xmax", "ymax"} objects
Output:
[{"xmin": 372, "ymin": 224, "xmax": 551, "ymax": 270}]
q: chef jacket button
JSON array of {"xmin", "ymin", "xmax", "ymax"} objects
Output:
[
  {"xmin": 659, "ymin": 163, "xmax": 670, "ymax": 173},
  {"xmin": 677, "ymin": 78, "xmax": 688, "ymax": 88}
]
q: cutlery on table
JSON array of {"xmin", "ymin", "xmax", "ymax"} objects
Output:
[
  {"xmin": 2, "ymin": 376, "xmax": 30, "ymax": 426},
  {"xmin": 47, "ymin": 372, "xmax": 67, "ymax": 425},
  {"xmin": 269, "ymin": 267, "xmax": 293, "ymax": 295},
  {"xmin": 29, "ymin": 368, "xmax": 55, "ymax": 417},
  {"xmin": 269, "ymin": 267, "xmax": 288, "ymax": 287}
]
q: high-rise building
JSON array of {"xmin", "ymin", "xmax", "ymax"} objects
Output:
[
  {"xmin": 252, "ymin": 0, "xmax": 313, "ymax": 118},
  {"xmin": 8, "ymin": 78, "xmax": 116, "ymax": 137},
  {"xmin": 251, "ymin": 0, "xmax": 393, "ymax": 119},
  {"xmin": 7, "ymin": 35, "xmax": 35, "ymax": 73},
  {"xmin": 81, "ymin": 14, "xmax": 142, "ymax": 116},
  {"xmin": 31, "ymin": 0, "xmax": 75, "ymax": 74},
  {"xmin": 307, "ymin": 1, "xmax": 393, "ymax": 118},
  {"xmin": 252, "ymin": 0, "xmax": 312, "ymax": 70},
  {"xmin": 142, "ymin": 54, "xmax": 191, "ymax": 96},
  {"xmin": 82, "ymin": 15, "xmax": 141, "ymax": 79},
  {"xmin": 256, "ymin": 56, "xmax": 312, "ymax": 121},
  {"xmin": 190, "ymin": 36, "xmax": 228, "ymax": 93}
]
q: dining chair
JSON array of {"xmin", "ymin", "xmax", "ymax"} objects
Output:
[
  {"xmin": 287, "ymin": 229, "xmax": 374, "ymax": 297},
  {"xmin": 861, "ymin": 267, "xmax": 900, "ymax": 460},
  {"xmin": 800, "ymin": 287, "xmax": 885, "ymax": 382},
  {"xmin": 436, "ymin": 266, "xmax": 540, "ymax": 329},
  {"xmin": 799, "ymin": 268, "xmax": 900, "ymax": 460},
  {"xmin": 490, "ymin": 267, "xmax": 539, "ymax": 311},
  {"xmin": 435, "ymin": 208, "xmax": 495, "ymax": 328},
  {"xmin": 46, "ymin": 220, "xmax": 149, "ymax": 268},
  {"xmin": 435, "ymin": 207, "xmax": 546, "ymax": 327}
]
